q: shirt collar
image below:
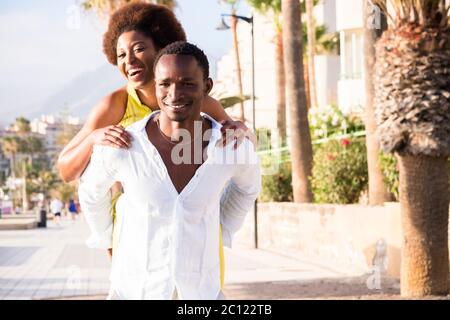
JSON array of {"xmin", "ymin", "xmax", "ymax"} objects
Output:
[{"xmin": 133, "ymin": 110, "xmax": 223, "ymax": 143}]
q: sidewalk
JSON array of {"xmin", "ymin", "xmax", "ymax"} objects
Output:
[
  {"xmin": 0, "ymin": 217, "xmax": 111, "ymax": 300},
  {"xmin": 0, "ymin": 216, "xmax": 403, "ymax": 300}
]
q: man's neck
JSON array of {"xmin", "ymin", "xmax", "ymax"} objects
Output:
[
  {"xmin": 146, "ymin": 113, "xmax": 212, "ymax": 194},
  {"xmin": 158, "ymin": 113, "xmax": 203, "ymax": 143}
]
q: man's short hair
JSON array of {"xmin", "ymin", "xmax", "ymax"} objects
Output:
[
  {"xmin": 103, "ymin": 2, "xmax": 186, "ymax": 65},
  {"xmin": 153, "ymin": 41, "xmax": 210, "ymax": 79}
]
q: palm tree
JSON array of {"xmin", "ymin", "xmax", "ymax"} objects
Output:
[
  {"xmin": 246, "ymin": 0, "xmax": 337, "ymax": 145},
  {"xmin": 301, "ymin": 15, "xmax": 339, "ymax": 109},
  {"xmin": 14, "ymin": 117, "xmax": 31, "ymax": 135},
  {"xmin": 282, "ymin": 0, "xmax": 313, "ymax": 202},
  {"xmin": 1, "ymin": 136, "xmax": 19, "ymax": 178},
  {"xmin": 30, "ymin": 170, "xmax": 58, "ymax": 199},
  {"xmin": 154, "ymin": 0, "xmax": 176, "ymax": 9},
  {"xmin": 21, "ymin": 136, "xmax": 45, "ymax": 211},
  {"xmin": 2, "ymin": 124, "xmax": 44, "ymax": 213},
  {"xmin": 246, "ymin": 0, "xmax": 286, "ymax": 145},
  {"xmin": 23, "ymin": 136, "xmax": 45, "ymax": 160},
  {"xmin": 220, "ymin": 0, "xmax": 246, "ymax": 122},
  {"xmin": 1, "ymin": 136, "xmax": 20, "ymax": 213},
  {"xmin": 218, "ymin": 95, "xmax": 251, "ymax": 109},
  {"xmin": 305, "ymin": 0, "xmax": 318, "ymax": 108},
  {"xmin": 82, "ymin": 0, "xmax": 177, "ymax": 20},
  {"xmin": 374, "ymin": 0, "xmax": 450, "ymax": 296},
  {"xmin": 363, "ymin": 0, "xmax": 390, "ymax": 205}
]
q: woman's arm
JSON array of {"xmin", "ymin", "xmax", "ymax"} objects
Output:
[
  {"xmin": 201, "ymin": 95, "xmax": 233, "ymax": 122},
  {"xmin": 57, "ymin": 88, "xmax": 130, "ymax": 182},
  {"xmin": 203, "ymin": 95, "xmax": 257, "ymax": 149}
]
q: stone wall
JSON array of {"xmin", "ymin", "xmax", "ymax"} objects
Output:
[{"xmin": 234, "ymin": 202, "xmax": 407, "ymax": 278}]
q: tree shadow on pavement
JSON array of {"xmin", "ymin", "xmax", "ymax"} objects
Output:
[{"xmin": 223, "ymin": 276, "xmax": 402, "ymax": 300}]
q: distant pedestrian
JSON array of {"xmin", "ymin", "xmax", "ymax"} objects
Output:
[
  {"xmin": 68, "ymin": 199, "xmax": 78, "ymax": 221},
  {"xmin": 50, "ymin": 197, "xmax": 64, "ymax": 227}
]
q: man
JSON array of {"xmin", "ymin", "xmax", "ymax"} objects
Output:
[
  {"xmin": 79, "ymin": 41, "xmax": 261, "ymax": 300},
  {"xmin": 50, "ymin": 197, "xmax": 63, "ymax": 227}
]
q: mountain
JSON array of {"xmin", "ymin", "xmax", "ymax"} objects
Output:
[
  {"xmin": 11, "ymin": 57, "xmax": 219, "ymax": 125},
  {"xmin": 28, "ymin": 64, "xmax": 126, "ymax": 121}
]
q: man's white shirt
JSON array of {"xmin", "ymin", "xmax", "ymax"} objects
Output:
[{"xmin": 78, "ymin": 111, "xmax": 261, "ymax": 300}]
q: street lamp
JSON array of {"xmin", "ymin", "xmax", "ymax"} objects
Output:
[
  {"xmin": 216, "ymin": 13, "xmax": 258, "ymax": 249},
  {"xmin": 216, "ymin": 13, "xmax": 255, "ymax": 132}
]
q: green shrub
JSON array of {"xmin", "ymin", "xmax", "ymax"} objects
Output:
[
  {"xmin": 259, "ymin": 161, "xmax": 293, "ymax": 202},
  {"xmin": 379, "ymin": 153, "xmax": 450, "ymax": 202},
  {"xmin": 379, "ymin": 152, "xmax": 399, "ymax": 201},
  {"xmin": 257, "ymin": 126, "xmax": 293, "ymax": 202},
  {"xmin": 311, "ymin": 137, "xmax": 368, "ymax": 204}
]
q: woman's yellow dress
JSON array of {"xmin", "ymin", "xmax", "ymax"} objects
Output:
[{"xmin": 111, "ymin": 84, "xmax": 225, "ymax": 289}]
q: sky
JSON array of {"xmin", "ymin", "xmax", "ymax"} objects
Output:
[{"xmin": 0, "ymin": 0, "xmax": 250, "ymax": 125}]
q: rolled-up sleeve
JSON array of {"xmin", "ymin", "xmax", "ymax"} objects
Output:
[
  {"xmin": 78, "ymin": 145, "xmax": 118, "ymax": 250},
  {"xmin": 220, "ymin": 140, "xmax": 261, "ymax": 248}
]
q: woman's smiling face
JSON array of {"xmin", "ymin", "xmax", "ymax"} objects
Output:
[{"xmin": 116, "ymin": 30, "xmax": 158, "ymax": 89}]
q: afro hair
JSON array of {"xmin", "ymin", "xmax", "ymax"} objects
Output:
[{"xmin": 103, "ymin": 2, "xmax": 186, "ymax": 65}]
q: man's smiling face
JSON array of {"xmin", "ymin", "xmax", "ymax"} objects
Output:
[{"xmin": 154, "ymin": 54, "xmax": 212, "ymax": 123}]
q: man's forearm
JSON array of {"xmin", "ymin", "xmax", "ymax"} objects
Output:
[
  {"xmin": 78, "ymin": 146, "xmax": 116, "ymax": 250},
  {"xmin": 220, "ymin": 141, "xmax": 261, "ymax": 247},
  {"xmin": 79, "ymin": 181, "xmax": 114, "ymax": 250},
  {"xmin": 220, "ymin": 178, "xmax": 260, "ymax": 247}
]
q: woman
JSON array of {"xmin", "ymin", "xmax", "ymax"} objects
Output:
[{"xmin": 57, "ymin": 2, "xmax": 251, "ymax": 291}]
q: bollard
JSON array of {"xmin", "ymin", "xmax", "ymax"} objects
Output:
[{"xmin": 38, "ymin": 209, "xmax": 47, "ymax": 228}]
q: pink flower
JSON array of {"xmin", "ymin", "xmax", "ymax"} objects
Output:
[
  {"xmin": 327, "ymin": 153, "xmax": 335, "ymax": 161},
  {"xmin": 341, "ymin": 138, "xmax": 350, "ymax": 147}
]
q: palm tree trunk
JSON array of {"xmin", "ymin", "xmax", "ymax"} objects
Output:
[
  {"xmin": 10, "ymin": 153, "xmax": 16, "ymax": 179},
  {"xmin": 363, "ymin": 0, "xmax": 390, "ymax": 205},
  {"xmin": 10, "ymin": 153, "xmax": 16, "ymax": 215},
  {"xmin": 22, "ymin": 160, "xmax": 28, "ymax": 212},
  {"xmin": 275, "ymin": 30, "xmax": 286, "ymax": 146},
  {"xmin": 282, "ymin": 0, "xmax": 313, "ymax": 203},
  {"xmin": 230, "ymin": 13, "xmax": 245, "ymax": 122},
  {"xmin": 303, "ymin": 57, "xmax": 311, "ymax": 109},
  {"xmin": 398, "ymin": 155, "xmax": 449, "ymax": 296},
  {"xmin": 305, "ymin": 0, "xmax": 318, "ymax": 108}
]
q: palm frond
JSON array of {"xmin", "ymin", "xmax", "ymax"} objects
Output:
[
  {"xmin": 373, "ymin": 0, "xmax": 449, "ymax": 27},
  {"xmin": 219, "ymin": 95, "xmax": 251, "ymax": 109}
]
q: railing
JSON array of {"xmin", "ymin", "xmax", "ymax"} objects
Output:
[{"xmin": 256, "ymin": 130, "xmax": 367, "ymax": 163}]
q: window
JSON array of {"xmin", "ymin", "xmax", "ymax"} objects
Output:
[{"xmin": 341, "ymin": 29, "xmax": 363, "ymax": 79}]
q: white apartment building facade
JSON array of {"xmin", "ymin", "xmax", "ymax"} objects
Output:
[
  {"xmin": 215, "ymin": 0, "xmax": 448, "ymax": 133},
  {"xmin": 30, "ymin": 115, "xmax": 82, "ymax": 163},
  {"xmin": 214, "ymin": 0, "xmax": 340, "ymax": 133},
  {"xmin": 336, "ymin": 0, "xmax": 365, "ymax": 114}
]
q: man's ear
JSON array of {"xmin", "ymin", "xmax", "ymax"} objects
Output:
[{"xmin": 204, "ymin": 78, "xmax": 213, "ymax": 95}]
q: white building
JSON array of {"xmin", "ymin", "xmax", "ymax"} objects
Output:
[
  {"xmin": 216, "ymin": 0, "xmax": 448, "ymax": 132},
  {"xmin": 214, "ymin": 0, "xmax": 340, "ymax": 132},
  {"xmin": 214, "ymin": 12, "xmax": 278, "ymax": 131},
  {"xmin": 336, "ymin": 0, "xmax": 365, "ymax": 114},
  {"xmin": 30, "ymin": 115, "xmax": 82, "ymax": 162}
]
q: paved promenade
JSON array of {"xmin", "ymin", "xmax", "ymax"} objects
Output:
[{"xmin": 0, "ymin": 215, "xmax": 404, "ymax": 300}]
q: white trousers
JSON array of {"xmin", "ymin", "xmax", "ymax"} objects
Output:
[{"xmin": 106, "ymin": 287, "xmax": 226, "ymax": 300}]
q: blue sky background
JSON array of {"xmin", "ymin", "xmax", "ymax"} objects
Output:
[{"xmin": 0, "ymin": 0, "xmax": 250, "ymax": 125}]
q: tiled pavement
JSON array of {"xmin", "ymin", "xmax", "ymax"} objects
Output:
[
  {"xmin": 0, "ymin": 215, "xmax": 405, "ymax": 300},
  {"xmin": 0, "ymin": 217, "xmax": 111, "ymax": 300}
]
